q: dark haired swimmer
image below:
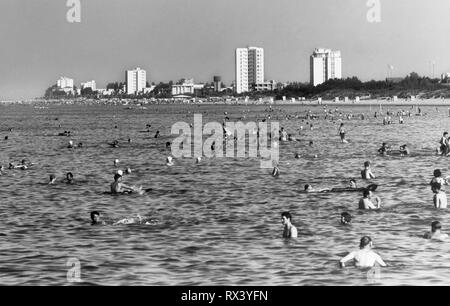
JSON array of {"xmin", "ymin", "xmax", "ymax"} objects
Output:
[
  {"xmin": 49, "ymin": 174, "xmax": 56, "ymax": 185},
  {"xmin": 66, "ymin": 172, "xmax": 74, "ymax": 184},
  {"xmin": 361, "ymin": 161, "xmax": 376, "ymax": 180},
  {"xmin": 91, "ymin": 211, "xmax": 106, "ymax": 225},
  {"xmin": 358, "ymin": 189, "xmax": 381, "ymax": 210},
  {"xmin": 110, "ymin": 173, "xmax": 137, "ymax": 194},
  {"xmin": 341, "ymin": 212, "xmax": 352, "ymax": 225},
  {"xmin": 281, "ymin": 212, "xmax": 298, "ymax": 238},
  {"xmin": 339, "ymin": 236, "xmax": 387, "ymax": 268},
  {"xmin": 424, "ymin": 221, "xmax": 448, "ymax": 241}
]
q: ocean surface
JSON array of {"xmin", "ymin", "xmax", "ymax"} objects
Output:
[{"xmin": 1, "ymin": 102, "xmax": 450, "ymax": 286}]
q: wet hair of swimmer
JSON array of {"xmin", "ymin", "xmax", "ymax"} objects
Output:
[
  {"xmin": 434, "ymin": 169, "xmax": 442, "ymax": 177},
  {"xmin": 91, "ymin": 211, "xmax": 100, "ymax": 222},
  {"xmin": 114, "ymin": 173, "xmax": 122, "ymax": 181},
  {"xmin": 66, "ymin": 172, "xmax": 74, "ymax": 180},
  {"xmin": 363, "ymin": 189, "xmax": 371, "ymax": 198},
  {"xmin": 359, "ymin": 236, "xmax": 372, "ymax": 249},
  {"xmin": 281, "ymin": 212, "xmax": 292, "ymax": 221},
  {"xmin": 364, "ymin": 161, "xmax": 370, "ymax": 167},
  {"xmin": 304, "ymin": 184, "xmax": 312, "ymax": 191},
  {"xmin": 431, "ymin": 221, "xmax": 442, "ymax": 233},
  {"xmin": 49, "ymin": 174, "xmax": 56, "ymax": 181},
  {"xmin": 341, "ymin": 212, "xmax": 352, "ymax": 224}
]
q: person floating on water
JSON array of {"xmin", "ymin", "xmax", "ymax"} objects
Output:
[
  {"xmin": 281, "ymin": 212, "xmax": 298, "ymax": 238},
  {"xmin": 424, "ymin": 221, "xmax": 448, "ymax": 241},
  {"xmin": 361, "ymin": 161, "xmax": 376, "ymax": 180},
  {"xmin": 340, "ymin": 212, "xmax": 352, "ymax": 225},
  {"xmin": 431, "ymin": 183, "xmax": 447, "ymax": 209},
  {"xmin": 358, "ymin": 189, "xmax": 381, "ymax": 210},
  {"xmin": 339, "ymin": 236, "xmax": 387, "ymax": 268}
]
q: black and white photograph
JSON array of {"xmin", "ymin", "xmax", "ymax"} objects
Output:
[{"xmin": 1, "ymin": 0, "xmax": 450, "ymax": 293}]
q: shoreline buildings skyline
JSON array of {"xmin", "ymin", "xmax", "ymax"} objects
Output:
[
  {"xmin": 44, "ymin": 45, "xmax": 450, "ymax": 99},
  {"xmin": 310, "ymin": 48, "xmax": 342, "ymax": 86}
]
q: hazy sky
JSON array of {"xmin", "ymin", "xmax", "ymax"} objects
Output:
[{"xmin": 1, "ymin": 0, "xmax": 449, "ymax": 99}]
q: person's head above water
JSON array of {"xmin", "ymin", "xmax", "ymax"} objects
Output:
[
  {"xmin": 66, "ymin": 172, "xmax": 73, "ymax": 182},
  {"xmin": 364, "ymin": 161, "xmax": 371, "ymax": 168},
  {"xmin": 49, "ymin": 174, "xmax": 56, "ymax": 183},
  {"xmin": 431, "ymin": 221, "xmax": 442, "ymax": 233},
  {"xmin": 349, "ymin": 179, "xmax": 357, "ymax": 187},
  {"xmin": 304, "ymin": 184, "xmax": 313, "ymax": 191},
  {"xmin": 433, "ymin": 169, "xmax": 442, "ymax": 178},
  {"xmin": 91, "ymin": 211, "xmax": 100, "ymax": 224},
  {"xmin": 281, "ymin": 212, "xmax": 292, "ymax": 224},
  {"xmin": 444, "ymin": 132, "xmax": 448, "ymax": 137},
  {"xmin": 359, "ymin": 236, "xmax": 372, "ymax": 249},
  {"xmin": 114, "ymin": 173, "xmax": 122, "ymax": 181},
  {"xmin": 363, "ymin": 189, "xmax": 371, "ymax": 198},
  {"xmin": 341, "ymin": 212, "xmax": 352, "ymax": 225}
]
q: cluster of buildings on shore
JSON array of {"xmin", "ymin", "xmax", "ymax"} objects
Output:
[
  {"xmin": 49, "ymin": 46, "xmax": 450, "ymax": 98},
  {"xmin": 50, "ymin": 47, "xmax": 345, "ymax": 97}
]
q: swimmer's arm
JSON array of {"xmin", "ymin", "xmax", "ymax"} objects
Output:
[
  {"xmin": 375, "ymin": 254, "xmax": 387, "ymax": 267},
  {"xmin": 339, "ymin": 252, "xmax": 355, "ymax": 267},
  {"xmin": 369, "ymin": 171, "xmax": 376, "ymax": 179}
]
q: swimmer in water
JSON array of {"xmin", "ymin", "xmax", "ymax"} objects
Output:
[
  {"xmin": 68, "ymin": 141, "xmax": 74, "ymax": 149},
  {"xmin": 124, "ymin": 167, "xmax": 132, "ymax": 175},
  {"xmin": 110, "ymin": 173, "xmax": 137, "ymax": 194},
  {"xmin": 65, "ymin": 172, "xmax": 74, "ymax": 184},
  {"xmin": 361, "ymin": 161, "xmax": 376, "ymax": 180},
  {"xmin": 114, "ymin": 159, "xmax": 120, "ymax": 167},
  {"xmin": 341, "ymin": 212, "xmax": 352, "ymax": 225},
  {"xmin": 281, "ymin": 212, "xmax": 298, "ymax": 238},
  {"xmin": 339, "ymin": 236, "xmax": 387, "ymax": 268},
  {"xmin": 49, "ymin": 174, "xmax": 57, "ymax": 185},
  {"xmin": 166, "ymin": 156, "xmax": 174, "ymax": 166},
  {"xmin": 399, "ymin": 144, "xmax": 409, "ymax": 156},
  {"xmin": 378, "ymin": 142, "xmax": 389, "ymax": 156},
  {"xmin": 439, "ymin": 132, "xmax": 448, "ymax": 156},
  {"xmin": 349, "ymin": 179, "xmax": 357, "ymax": 188},
  {"xmin": 358, "ymin": 189, "xmax": 381, "ymax": 210},
  {"xmin": 154, "ymin": 130, "xmax": 160, "ymax": 138},
  {"xmin": 338, "ymin": 123, "xmax": 346, "ymax": 143},
  {"xmin": 424, "ymin": 221, "xmax": 448, "ymax": 241},
  {"xmin": 91, "ymin": 211, "xmax": 106, "ymax": 226},
  {"xmin": 431, "ymin": 182, "xmax": 447, "ymax": 209},
  {"xmin": 272, "ymin": 166, "xmax": 280, "ymax": 177},
  {"xmin": 430, "ymin": 169, "xmax": 448, "ymax": 189}
]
